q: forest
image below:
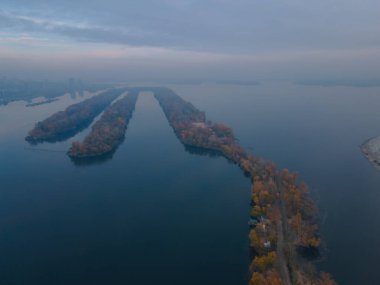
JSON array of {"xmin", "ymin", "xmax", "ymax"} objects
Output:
[
  {"xmin": 154, "ymin": 88, "xmax": 238, "ymax": 155},
  {"xmin": 68, "ymin": 90, "xmax": 138, "ymax": 158},
  {"xmin": 25, "ymin": 88, "xmax": 125, "ymax": 143}
]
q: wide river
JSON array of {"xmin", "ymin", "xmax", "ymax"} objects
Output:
[{"xmin": 1, "ymin": 82, "xmax": 380, "ymax": 284}]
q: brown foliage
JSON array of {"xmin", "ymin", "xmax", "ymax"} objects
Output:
[
  {"xmin": 314, "ymin": 272, "xmax": 337, "ymax": 285},
  {"xmin": 26, "ymin": 89, "xmax": 123, "ymax": 142},
  {"xmin": 252, "ymin": 251, "xmax": 277, "ymax": 272},
  {"xmin": 250, "ymin": 270, "xmax": 283, "ymax": 285}
]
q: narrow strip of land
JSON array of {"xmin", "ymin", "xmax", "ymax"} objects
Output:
[
  {"xmin": 154, "ymin": 87, "xmax": 336, "ymax": 285},
  {"xmin": 26, "ymin": 88, "xmax": 125, "ymax": 143},
  {"xmin": 67, "ymin": 90, "xmax": 138, "ymax": 158}
]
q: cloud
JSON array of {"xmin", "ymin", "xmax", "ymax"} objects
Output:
[
  {"xmin": 0, "ymin": 11, "xmax": 164, "ymax": 47},
  {"xmin": 2, "ymin": 0, "xmax": 380, "ymax": 53},
  {"xmin": 1, "ymin": 0, "xmax": 380, "ymax": 81},
  {"xmin": 1, "ymin": 34, "xmax": 379, "ymax": 83}
]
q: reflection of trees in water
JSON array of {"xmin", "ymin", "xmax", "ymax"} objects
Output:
[
  {"xmin": 72, "ymin": 136, "xmax": 236, "ymax": 168},
  {"xmin": 184, "ymin": 145, "xmax": 223, "ymax": 158},
  {"xmin": 27, "ymin": 121, "xmax": 94, "ymax": 145},
  {"xmin": 70, "ymin": 149, "xmax": 116, "ymax": 167},
  {"xmin": 70, "ymin": 133, "xmax": 130, "ymax": 167},
  {"xmin": 184, "ymin": 145, "xmax": 251, "ymax": 178}
]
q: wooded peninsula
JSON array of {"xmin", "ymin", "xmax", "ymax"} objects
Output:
[
  {"xmin": 25, "ymin": 88, "xmax": 125, "ymax": 143},
  {"xmin": 154, "ymin": 87, "xmax": 336, "ymax": 285},
  {"xmin": 68, "ymin": 90, "xmax": 138, "ymax": 158}
]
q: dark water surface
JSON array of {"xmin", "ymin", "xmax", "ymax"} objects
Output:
[
  {"xmin": 1, "ymin": 82, "xmax": 380, "ymax": 284},
  {"xmin": 0, "ymin": 91, "xmax": 251, "ymax": 285},
  {"xmin": 169, "ymin": 82, "xmax": 380, "ymax": 285}
]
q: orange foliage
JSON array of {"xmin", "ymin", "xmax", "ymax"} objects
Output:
[
  {"xmin": 250, "ymin": 270, "xmax": 283, "ymax": 285},
  {"xmin": 252, "ymin": 251, "xmax": 277, "ymax": 272},
  {"xmin": 314, "ymin": 272, "xmax": 337, "ymax": 285}
]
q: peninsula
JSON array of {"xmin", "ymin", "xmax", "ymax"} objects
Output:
[
  {"xmin": 25, "ymin": 88, "xmax": 125, "ymax": 143},
  {"xmin": 68, "ymin": 90, "xmax": 138, "ymax": 158},
  {"xmin": 153, "ymin": 88, "xmax": 335, "ymax": 285}
]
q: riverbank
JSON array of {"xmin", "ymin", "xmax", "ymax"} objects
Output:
[{"xmin": 361, "ymin": 136, "xmax": 380, "ymax": 170}]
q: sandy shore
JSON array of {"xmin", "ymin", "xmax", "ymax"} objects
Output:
[{"xmin": 361, "ymin": 136, "xmax": 380, "ymax": 169}]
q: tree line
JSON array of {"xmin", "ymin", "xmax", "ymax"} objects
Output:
[
  {"xmin": 68, "ymin": 90, "xmax": 138, "ymax": 158},
  {"xmin": 25, "ymin": 88, "xmax": 125, "ymax": 143}
]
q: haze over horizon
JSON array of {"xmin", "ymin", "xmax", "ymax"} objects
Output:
[{"xmin": 1, "ymin": 0, "xmax": 380, "ymax": 83}]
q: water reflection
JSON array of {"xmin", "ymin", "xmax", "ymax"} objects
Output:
[
  {"xmin": 183, "ymin": 145, "xmax": 223, "ymax": 158},
  {"xmin": 26, "ymin": 122, "xmax": 97, "ymax": 145},
  {"xmin": 70, "ymin": 148, "xmax": 117, "ymax": 166}
]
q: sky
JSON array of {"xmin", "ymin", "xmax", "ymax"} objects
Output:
[{"xmin": 1, "ymin": 0, "xmax": 380, "ymax": 82}]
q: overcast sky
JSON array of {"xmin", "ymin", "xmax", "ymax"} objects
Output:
[{"xmin": 1, "ymin": 0, "xmax": 380, "ymax": 82}]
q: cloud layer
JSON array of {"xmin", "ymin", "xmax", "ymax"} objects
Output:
[{"xmin": 1, "ymin": 0, "xmax": 380, "ymax": 81}]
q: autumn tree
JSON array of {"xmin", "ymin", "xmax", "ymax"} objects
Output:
[{"xmin": 252, "ymin": 251, "xmax": 277, "ymax": 272}]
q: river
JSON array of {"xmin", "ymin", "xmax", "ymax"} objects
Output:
[{"xmin": 1, "ymin": 82, "xmax": 380, "ymax": 284}]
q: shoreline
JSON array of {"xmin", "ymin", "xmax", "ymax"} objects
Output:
[{"xmin": 360, "ymin": 136, "xmax": 380, "ymax": 170}]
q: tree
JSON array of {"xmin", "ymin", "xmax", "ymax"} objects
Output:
[
  {"xmin": 249, "ymin": 229, "xmax": 262, "ymax": 249},
  {"xmin": 252, "ymin": 251, "xmax": 277, "ymax": 272},
  {"xmin": 314, "ymin": 272, "xmax": 337, "ymax": 285}
]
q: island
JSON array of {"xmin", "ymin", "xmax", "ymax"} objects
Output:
[
  {"xmin": 68, "ymin": 90, "xmax": 138, "ymax": 158},
  {"xmin": 361, "ymin": 136, "xmax": 380, "ymax": 170},
  {"xmin": 25, "ymin": 88, "xmax": 125, "ymax": 143}
]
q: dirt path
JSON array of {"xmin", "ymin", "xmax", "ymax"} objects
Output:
[
  {"xmin": 276, "ymin": 177, "xmax": 292, "ymax": 285},
  {"xmin": 276, "ymin": 216, "xmax": 292, "ymax": 285}
]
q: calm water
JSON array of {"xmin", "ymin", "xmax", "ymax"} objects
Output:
[
  {"xmin": 0, "ymin": 91, "xmax": 251, "ymax": 285},
  {"xmin": 1, "ymin": 82, "xmax": 380, "ymax": 284}
]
